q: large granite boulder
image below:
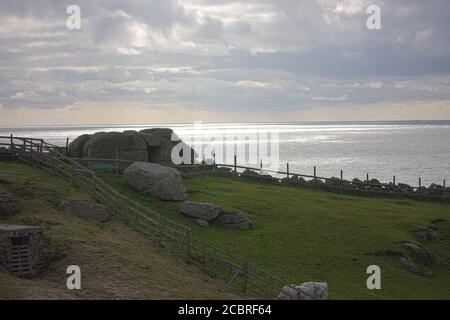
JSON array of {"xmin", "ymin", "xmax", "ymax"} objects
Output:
[
  {"xmin": 215, "ymin": 212, "xmax": 253, "ymax": 230},
  {"xmin": 67, "ymin": 128, "xmax": 196, "ymax": 165},
  {"xmin": 0, "ymin": 192, "xmax": 21, "ymax": 218},
  {"xmin": 59, "ymin": 200, "xmax": 110, "ymax": 222},
  {"xmin": 278, "ymin": 282, "xmax": 329, "ymax": 300},
  {"xmin": 83, "ymin": 132, "xmax": 148, "ymax": 162},
  {"xmin": 179, "ymin": 201, "xmax": 223, "ymax": 221},
  {"xmin": 124, "ymin": 162, "xmax": 188, "ymax": 201},
  {"xmin": 67, "ymin": 134, "xmax": 90, "ymax": 158}
]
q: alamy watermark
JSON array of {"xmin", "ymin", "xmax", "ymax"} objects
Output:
[
  {"xmin": 366, "ymin": 5, "xmax": 381, "ymax": 30},
  {"xmin": 66, "ymin": 265, "xmax": 81, "ymax": 290},
  {"xmin": 170, "ymin": 122, "xmax": 280, "ymax": 172},
  {"xmin": 366, "ymin": 265, "xmax": 381, "ymax": 290},
  {"xmin": 66, "ymin": 5, "xmax": 81, "ymax": 30}
]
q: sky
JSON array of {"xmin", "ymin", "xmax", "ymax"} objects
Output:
[{"xmin": 1, "ymin": 0, "xmax": 450, "ymax": 125}]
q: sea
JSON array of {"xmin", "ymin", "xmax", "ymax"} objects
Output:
[{"xmin": 1, "ymin": 120, "xmax": 450, "ymax": 187}]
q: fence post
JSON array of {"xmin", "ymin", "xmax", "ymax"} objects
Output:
[
  {"xmin": 267, "ymin": 274, "xmax": 274, "ymax": 299},
  {"xmin": 88, "ymin": 148, "xmax": 92, "ymax": 170},
  {"xmin": 286, "ymin": 163, "xmax": 289, "ymax": 180},
  {"xmin": 242, "ymin": 261, "xmax": 249, "ymax": 294},
  {"xmin": 393, "ymin": 175, "xmax": 396, "ymax": 186},
  {"xmin": 419, "ymin": 177, "xmax": 422, "ymax": 188},
  {"xmin": 366, "ymin": 173, "xmax": 369, "ymax": 182},
  {"xmin": 314, "ymin": 166, "xmax": 317, "ymax": 186},
  {"xmin": 340, "ymin": 170, "xmax": 344, "ymax": 195},
  {"xmin": 234, "ymin": 155, "xmax": 237, "ymax": 173},
  {"xmin": 10, "ymin": 134, "xmax": 13, "ymax": 149},
  {"xmin": 158, "ymin": 214, "xmax": 164, "ymax": 246},
  {"xmin": 115, "ymin": 148, "xmax": 119, "ymax": 176},
  {"xmin": 186, "ymin": 230, "xmax": 192, "ymax": 263},
  {"xmin": 135, "ymin": 201, "xmax": 139, "ymax": 225},
  {"xmin": 66, "ymin": 137, "xmax": 69, "ymax": 153}
]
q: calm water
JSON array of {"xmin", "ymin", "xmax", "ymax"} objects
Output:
[{"xmin": 1, "ymin": 121, "xmax": 450, "ymax": 187}]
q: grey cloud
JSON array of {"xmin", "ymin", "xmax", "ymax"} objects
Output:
[{"xmin": 0, "ymin": 0, "xmax": 450, "ymax": 117}]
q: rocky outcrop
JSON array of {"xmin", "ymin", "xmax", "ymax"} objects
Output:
[
  {"xmin": 179, "ymin": 201, "xmax": 223, "ymax": 221},
  {"xmin": 124, "ymin": 162, "xmax": 188, "ymax": 201},
  {"xmin": 179, "ymin": 201, "xmax": 254, "ymax": 230},
  {"xmin": 0, "ymin": 192, "xmax": 21, "ymax": 218},
  {"xmin": 59, "ymin": 200, "xmax": 110, "ymax": 223},
  {"xmin": 68, "ymin": 128, "xmax": 196, "ymax": 166},
  {"xmin": 278, "ymin": 282, "xmax": 329, "ymax": 300}
]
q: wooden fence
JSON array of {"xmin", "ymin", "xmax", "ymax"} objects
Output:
[
  {"xmin": 0, "ymin": 135, "xmax": 295, "ymax": 299},
  {"xmin": 64, "ymin": 155, "xmax": 450, "ymax": 202}
]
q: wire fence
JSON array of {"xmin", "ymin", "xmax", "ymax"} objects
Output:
[{"xmin": 62, "ymin": 155, "xmax": 450, "ymax": 202}]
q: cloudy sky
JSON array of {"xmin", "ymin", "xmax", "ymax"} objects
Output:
[{"xmin": 1, "ymin": 0, "xmax": 450, "ymax": 125}]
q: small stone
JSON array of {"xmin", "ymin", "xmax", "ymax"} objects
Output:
[{"xmin": 191, "ymin": 219, "xmax": 210, "ymax": 228}]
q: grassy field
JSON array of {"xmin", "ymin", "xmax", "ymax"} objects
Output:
[
  {"xmin": 99, "ymin": 173, "xmax": 450, "ymax": 300},
  {"xmin": 0, "ymin": 162, "xmax": 237, "ymax": 299}
]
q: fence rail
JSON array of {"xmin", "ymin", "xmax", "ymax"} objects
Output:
[{"xmin": 0, "ymin": 135, "xmax": 295, "ymax": 299}]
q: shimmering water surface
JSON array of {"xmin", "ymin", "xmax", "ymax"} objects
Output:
[{"xmin": 1, "ymin": 121, "xmax": 450, "ymax": 186}]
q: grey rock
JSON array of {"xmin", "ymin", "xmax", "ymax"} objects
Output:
[
  {"xmin": 191, "ymin": 219, "xmax": 210, "ymax": 228},
  {"xmin": 277, "ymin": 285, "xmax": 299, "ymax": 300},
  {"xmin": 59, "ymin": 200, "xmax": 110, "ymax": 222},
  {"xmin": 179, "ymin": 201, "xmax": 223, "ymax": 221},
  {"xmin": 414, "ymin": 229, "xmax": 438, "ymax": 241},
  {"xmin": 215, "ymin": 212, "xmax": 253, "ymax": 229},
  {"xmin": 398, "ymin": 256, "xmax": 421, "ymax": 273},
  {"xmin": 83, "ymin": 131, "xmax": 148, "ymax": 162},
  {"xmin": 67, "ymin": 134, "xmax": 90, "ymax": 158},
  {"xmin": 0, "ymin": 192, "xmax": 21, "ymax": 218},
  {"xmin": 295, "ymin": 282, "xmax": 329, "ymax": 300},
  {"xmin": 278, "ymin": 282, "xmax": 329, "ymax": 300},
  {"xmin": 124, "ymin": 162, "xmax": 188, "ymax": 201}
]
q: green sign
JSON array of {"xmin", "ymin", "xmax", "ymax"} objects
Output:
[{"xmin": 91, "ymin": 162, "xmax": 114, "ymax": 172}]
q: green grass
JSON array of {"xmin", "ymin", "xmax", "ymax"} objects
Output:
[
  {"xmin": 99, "ymin": 174, "xmax": 450, "ymax": 300},
  {"xmin": 0, "ymin": 162, "xmax": 237, "ymax": 300}
]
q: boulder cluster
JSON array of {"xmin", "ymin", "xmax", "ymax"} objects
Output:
[
  {"xmin": 372, "ymin": 220, "xmax": 443, "ymax": 277},
  {"xmin": 68, "ymin": 128, "xmax": 195, "ymax": 166},
  {"xmin": 179, "ymin": 201, "xmax": 253, "ymax": 229}
]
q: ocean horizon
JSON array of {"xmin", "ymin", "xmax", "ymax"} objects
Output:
[{"xmin": 2, "ymin": 120, "xmax": 449, "ymax": 187}]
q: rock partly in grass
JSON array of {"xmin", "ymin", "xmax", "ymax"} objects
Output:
[
  {"xmin": 124, "ymin": 162, "xmax": 188, "ymax": 201},
  {"xmin": 414, "ymin": 228, "xmax": 438, "ymax": 241},
  {"xmin": 191, "ymin": 219, "xmax": 210, "ymax": 228},
  {"xmin": 59, "ymin": 200, "xmax": 110, "ymax": 223},
  {"xmin": 278, "ymin": 282, "xmax": 328, "ymax": 300},
  {"xmin": 404, "ymin": 243, "xmax": 440, "ymax": 266},
  {"xmin": 215, "ymin": 212, "xmax": 253, "ymax": 230},
  {"xmin": 179, "ymin": 201, "xmax": 223, "ymax": 222}
]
